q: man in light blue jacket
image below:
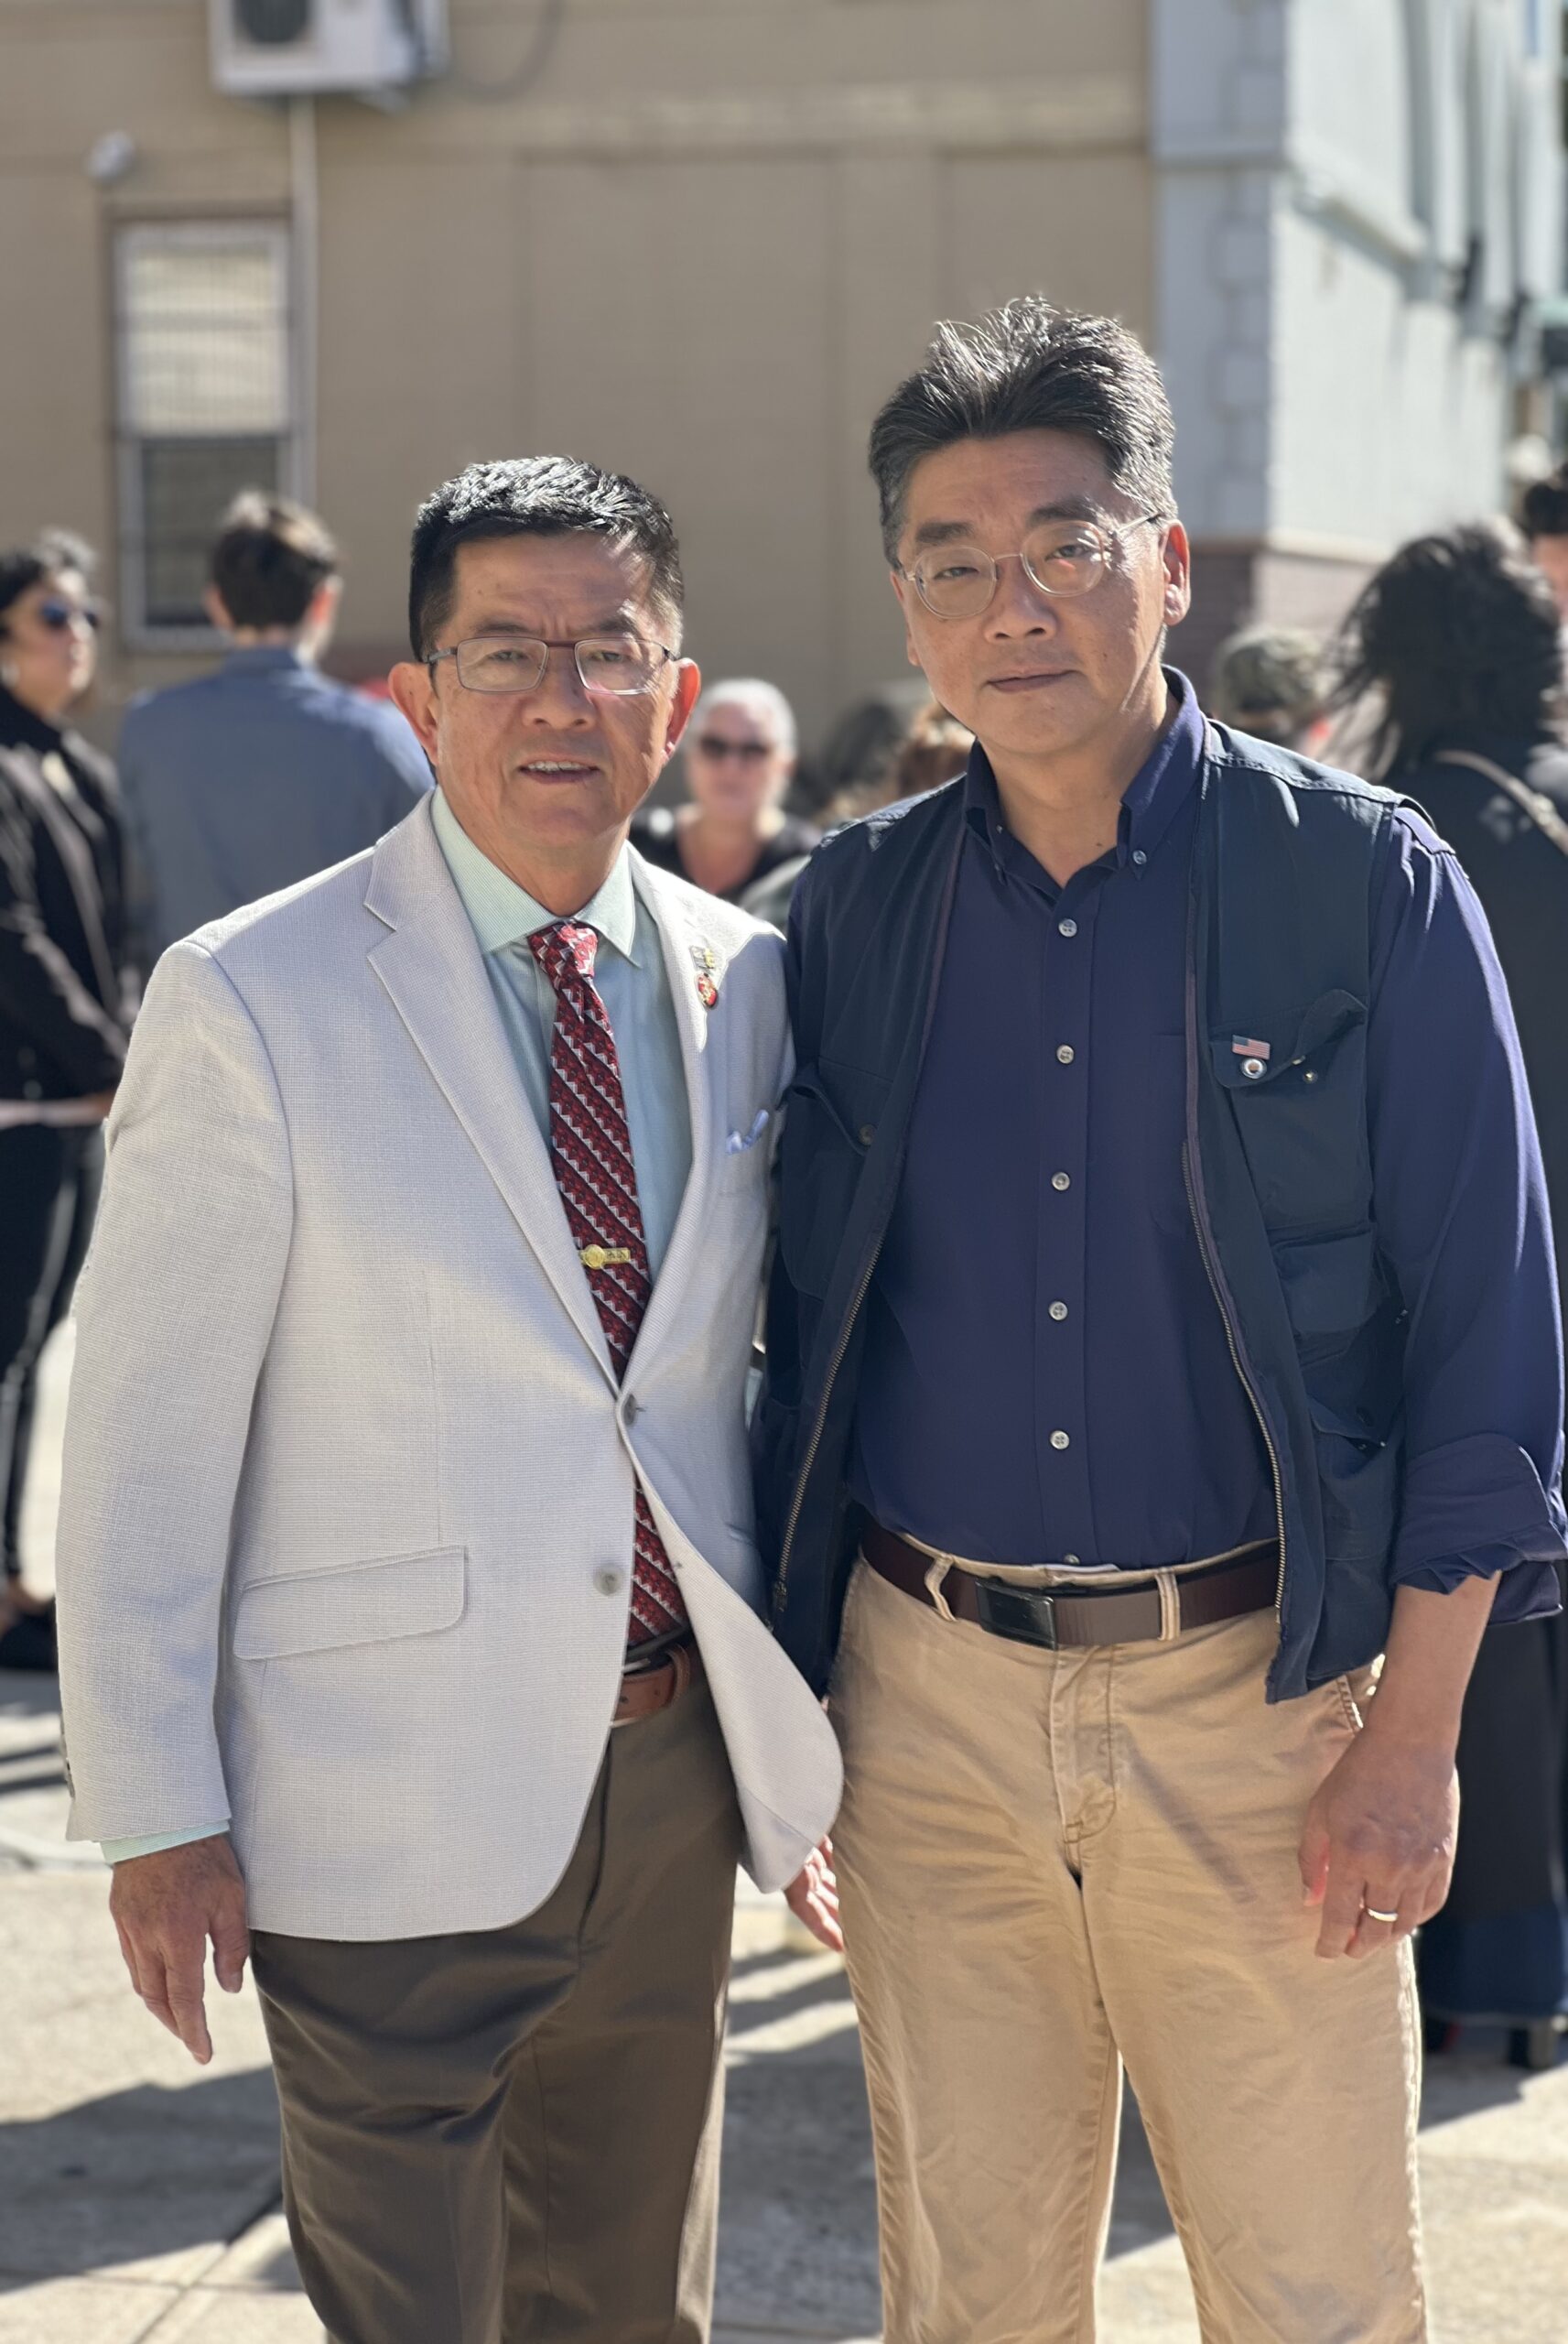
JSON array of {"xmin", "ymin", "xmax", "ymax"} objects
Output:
[{"xmin": 119, "ymin": 492, "xmax": 430, "ymax": 960}]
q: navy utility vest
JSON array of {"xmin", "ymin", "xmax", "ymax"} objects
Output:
[
  {"xmin": 758, "ymin": 722, "xmax": 1420, "ymax": 1700},
  {"xmin": 1188, "ymin": 725, "xmax": 1414, "ymax": 1698}
]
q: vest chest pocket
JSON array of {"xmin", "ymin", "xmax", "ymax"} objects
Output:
[
  {"xmin": 1208, "ymin": 989, "xmax": 1371, "ymax": 1235},
  {"xmin": 778, "ymin": 1058, "xmax": 889, "ymax": 1300}
]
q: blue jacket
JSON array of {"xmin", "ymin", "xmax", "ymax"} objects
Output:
[
  {"xmin": 754, "ymin": 720, "xmax": 1566, "ymax": 1698},
  {"xmin": 119, "ymin": 647, "xmax": 431, "ymax": 960}
]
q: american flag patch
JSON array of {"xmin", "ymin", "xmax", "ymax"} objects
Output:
[{"xmin": 1231, "ymin": 1036, "xmax": 1271, "ymax": 1060}]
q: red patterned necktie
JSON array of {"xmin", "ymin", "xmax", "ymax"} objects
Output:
[{"xmin": 528, "ymin": 919, "xmax": 687, "ymax": 1644}]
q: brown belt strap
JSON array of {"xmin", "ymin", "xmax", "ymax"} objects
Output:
[
  {"xmin": 863, "ymin": 1526, "xmax": 1279, "ymax": 1652},
  {"xmin": 613, "ymin": 1637, "xmax": 702, "ymax": 1725}
]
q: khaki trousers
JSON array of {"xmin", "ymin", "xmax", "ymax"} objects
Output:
[
  {"xmin": 251, "ymin": 1680, "xmax": 743, "ymax": 2344},
  {"xmin": 830, "ymin": 1559, "xmax": 1426, "ymax": 2344}
]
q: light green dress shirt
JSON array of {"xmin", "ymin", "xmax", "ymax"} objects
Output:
[{"xmin": 103, "ymin": 789, "xmax": 691, "ymax": 1864}]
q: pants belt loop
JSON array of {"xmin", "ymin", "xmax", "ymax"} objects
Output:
[
  {"xmin": 924, "ymin": 1555, "xmax": 958, "ymax": 1624},
  {"xmin": 1155, "ymin": 1568, "xmax": 1181, "ymax": 1643}
]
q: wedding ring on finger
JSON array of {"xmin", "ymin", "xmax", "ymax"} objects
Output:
[{"xmin": 1363, "ymin": 1906, "xmax": 1400, "ymax": 1926}]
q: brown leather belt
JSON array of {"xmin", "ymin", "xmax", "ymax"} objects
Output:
[
  {"xmin": 864, "ymin": 1525, "xmax": 1279, "ymax": 1653},
  {"xmin": 613, "ymin": 1637, "xmax": 702, "ymax": 1725}
]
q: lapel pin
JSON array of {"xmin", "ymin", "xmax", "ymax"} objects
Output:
[
  {"xmin": 688, "ymin": 941, "xmax": 719, "ymax": 1008},
  {"xmin": 1232, "ymin": 1036, "xmax": 1271, "ymax": 1081}
]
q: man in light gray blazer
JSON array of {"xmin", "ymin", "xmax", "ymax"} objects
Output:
[{"xmin": 56, "ymin": 456, "xmax": 842, "ymax": 2344}]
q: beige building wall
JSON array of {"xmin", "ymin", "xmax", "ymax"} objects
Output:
[{"xmin": 0, "ymin": 0, "xmax": 1152, "ymax": 744}]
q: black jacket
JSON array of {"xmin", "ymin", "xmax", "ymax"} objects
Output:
[{"xmin": 0, "ymin": 687, "xmax": 133, "ymax": 1104}]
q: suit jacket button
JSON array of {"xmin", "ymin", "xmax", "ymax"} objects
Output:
[
  {"xmin": 593, "ymin": 1566, "xmax": 626, "ymax": 1597},
  {"xmin": 623, "ymin": 1394, "xmax": 640, "ymax": 1426}
]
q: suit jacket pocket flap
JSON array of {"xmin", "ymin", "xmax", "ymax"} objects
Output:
[{"xmin": 232, "ymin": 1546, "xmax": 467, "ymax": 1660}]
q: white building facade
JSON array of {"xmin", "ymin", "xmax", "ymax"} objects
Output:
[{"xmin": 1156, "ymin": 0, "xmax": 1564, "ymax": 669}]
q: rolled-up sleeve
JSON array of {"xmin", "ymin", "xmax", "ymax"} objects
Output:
[{"xmin": 1368, "ymin": 808, "xmax": 1566, "ymax": 1619}]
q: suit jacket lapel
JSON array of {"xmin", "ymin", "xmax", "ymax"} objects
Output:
[
  {"xmin": 624, "ymin": 855, "xmax": 714, "ymax": 1377},
  {"xmin": 364, "ymin": 803, "xmax": 615, "ymax": 1382}
]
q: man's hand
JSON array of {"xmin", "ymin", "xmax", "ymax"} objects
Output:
[
  {"xmin": 108, "ymin": 1835, "xmax": 249, "ymax": 2063},
  {"xmin": 1299, "ymin": 1574, "xmax": 1494, "ymax": 1960},
  {"xmin": 784, "ymin": 1838, "xmax": 843, "ymax": 1954},
  {"xmin": 1298, "ymin": 1723, "xmax": 1459, "ymax": 1959}
]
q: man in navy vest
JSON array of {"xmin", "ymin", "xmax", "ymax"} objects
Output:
[{"xmin": 755, "ymin": 299, "xmax": 1567, "ymax": 2342}]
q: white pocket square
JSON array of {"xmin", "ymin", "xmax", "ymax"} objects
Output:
[{"xmin": 726, "ymin": 1109, "xmax": 771, "ymax": 1155}]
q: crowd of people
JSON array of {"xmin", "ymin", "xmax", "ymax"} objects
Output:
[{"xmin": 4, "ymin": 298, "xmax": 1568, "ymax": 2339}]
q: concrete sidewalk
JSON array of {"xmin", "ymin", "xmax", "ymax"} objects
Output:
[{"xmin": 5, "ymin": 1328, "xmax": 1567, "ymax": 2341}]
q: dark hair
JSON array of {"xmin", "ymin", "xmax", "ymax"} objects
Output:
[
  {"xmin": 1335, "ymin": 521, "xmax": 1564, "ymax": 771},
  {"xmin": 407, "ymin": 457, "xmax": 685, "ymax": 661},
  {"xmin": 1520, "ymin": 463, "xmax": 1568, "ymax": 541},
  {"xmin": 0, "ymin": 527, "xmax": 95, "ymax": 629},
  {"xmin": 868, "ymin": 297, "xmax": 1176, "ymax": 560},
  {"xmin": 210, "ymin": 492, "xmax": 338, "ymax": 631}
]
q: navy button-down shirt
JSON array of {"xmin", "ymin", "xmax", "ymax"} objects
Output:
[{"xmin": 850, "ymin": 674, "xmax": 1565, "ymax": 1613}]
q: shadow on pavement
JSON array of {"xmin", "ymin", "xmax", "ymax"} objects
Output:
[{"xmin": 0, "ymin": 2070, "xmax": 280, "ymax": 2290}]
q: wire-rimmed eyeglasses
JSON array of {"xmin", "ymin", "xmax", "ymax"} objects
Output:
[
  {"xmin": 427, "ymin": 633, "xmax": 676, "ymax": 697},
  {"xmin": 898, "ymin": 513, "xmax": 1165, "ymax": 619}
]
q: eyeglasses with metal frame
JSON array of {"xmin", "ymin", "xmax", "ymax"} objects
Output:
[
  {"xmin": 897, "ymin": 512, "xmax": 1166, "ymax": 619},
  {"xmin": 427, "ymin": 633, "xmax": 676, "ymax": 697}
]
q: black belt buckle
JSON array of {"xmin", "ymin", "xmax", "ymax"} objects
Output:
[{"xmin": 971, "ymin": 1578, "xmax": 1059, "ymax": 1650}]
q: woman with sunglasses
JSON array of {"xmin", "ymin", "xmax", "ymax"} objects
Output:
[
  {"xmin": 0, "ymin": 530, "xmax": 134, "ymax": 1671},
  {"xmin": 633, "ymin": 675, "xmax": 819, "ymax": 906}
]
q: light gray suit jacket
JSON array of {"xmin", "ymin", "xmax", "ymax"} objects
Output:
[{"xmin": 56, "ymin": 800, "xmax": 841, "ymax": 1939}]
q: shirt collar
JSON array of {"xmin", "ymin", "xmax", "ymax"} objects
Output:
[
  {"xmin": 430, "ymin": 787, "xmax": 641, "ymax": 966},
  {"xmin": 222, "ymin": 645, "xmax": 309, "ymax": 676},
  {"xmin": 962, "ymin": 666, "xmax": 1204, "ymax": 870}
]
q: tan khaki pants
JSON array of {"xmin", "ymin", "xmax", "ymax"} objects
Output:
[{"xmin": 830, "ymin": 1559, "xmax": 1426, "ymax": 2344}]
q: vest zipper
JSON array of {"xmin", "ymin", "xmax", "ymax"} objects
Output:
[
  {"xmin": 772, "ymin": 1247, "xmax": 879, "ymax": 1625},
  {"xmin": 1181, "ymin": 1142, "xmax": 1288, "ymax": 1629},
  {"xmin": 1182, "ymin": 914, "xmax": 1289, "ymax": 1634},
  {"xmin": 773, "ymin": 812, "xmax": 968, "ymax": 1645}
]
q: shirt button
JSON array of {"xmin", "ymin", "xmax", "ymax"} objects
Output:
[
  {"xmin": 1049, "ymin": 1301, "xmax": 1068, "ymax": 1321},
  {"xmin": 1052, "ymin": 1171, "xmax": 1071, "ymax": 1193},
  {"xmin": 1057, "ymin": 917, "xmax": 1078, "ymax": 938},
  {"xmin": 1131, "ymin": 849, "xmax": 1148, "ymax": 867},
  {"xmin": 1050, "ymin": 1430, "xmax": 1071, "ymax": 1451},
  {"xmin": 592, "ymin": 1566, "xmax": 626, "ymax": 1597},
  {"xmin": 1056, "ymin": 1045, "xmax": 1075, "ymax": 1065}
]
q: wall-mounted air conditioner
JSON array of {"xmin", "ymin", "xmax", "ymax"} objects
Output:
[{"xmin": 211, "ymin": 0, "xmax": 448, "ymax": 99}]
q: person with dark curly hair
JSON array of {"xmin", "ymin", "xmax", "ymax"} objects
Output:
[{"xmin": 1336, "ymin": 519, "xmax": 1568, "ymax": 2063}]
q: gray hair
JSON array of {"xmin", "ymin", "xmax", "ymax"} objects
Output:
[
  {"xmin": 868, "ymin": 297, "xmax": 1176, "ymax": 561},
  {"xmin": 691, "ymin": 677, "xmax": 797, "ymax": 755}
]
